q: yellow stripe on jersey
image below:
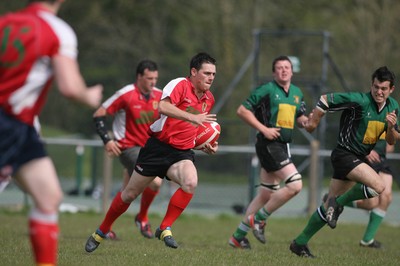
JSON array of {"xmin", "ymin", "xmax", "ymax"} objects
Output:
[
  {"xmin": 276, "ymin": 103, "xmax": 296, "ymax": 129},
  {"xmin": 363, "ymin": 121, "xmax": 385, "ymax": 144}
]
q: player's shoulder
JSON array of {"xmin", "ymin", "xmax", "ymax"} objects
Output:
[
  {"xmin": 38, "ymin": 10, "xmax": 76, "ymax": 41},
  {"xmin": 289, "ymin": 83, "xmax": 304, "ymax": 94},
  {"xmin": 387, "ymin": 96, "xmax": 400, "ymax": 108},
  {"xmin": 251, "ymin": 82, "xmax": 271, "ymax": 94},
  {"xmin": 117, "ymin": 84, "xmax": 136, "ymax": 95},
  {"xmin": 163, "ymin": 77, "xmax": 188, "ymax": 92}
]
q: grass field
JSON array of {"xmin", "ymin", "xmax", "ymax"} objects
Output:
[{"xmin": 0, "ymin": 210, "xmax": 399, "ymax": 266}]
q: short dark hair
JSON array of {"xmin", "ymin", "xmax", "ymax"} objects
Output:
[
  {"xmin": 372, "ymin": 66, "xmax": 396, "ymax": 87},
  {"xmin": 136, "ymin": 60, "xmax": 158, "ymax": 76},
  {"xmin": 189, "ymin": 52, "xmax": 216, "ymax": 73},
  {"xmin": 272, "ymin": 55, "xmax": 293, "ymax": 72}
]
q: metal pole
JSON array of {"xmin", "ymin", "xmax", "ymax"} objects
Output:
[
  {"xmin": 307, "ymin": 140, "xmax": 320, "ymax": 214},
  {"xmin": 247, "ymin": 29, "xmax": 262, "ymax": 204},
  {"xmin": 75, "ymin": 145, "xmax": 84, "ymax": 195},
  {"xmin": 102, "ymin": 151, "xmax": 113, "ymax": 213}
]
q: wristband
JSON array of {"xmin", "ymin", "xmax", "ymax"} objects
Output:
[
  {"xmin": 94, "ymin": 116, "xmax": 112, "ymax": 144},
  {"xmin": 316, "ymin": 96, "xmax": 329, "ymax": 113}
]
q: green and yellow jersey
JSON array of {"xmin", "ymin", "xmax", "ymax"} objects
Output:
[
  {"xmin": 242, "ymin": 80, "xmax": 306, "ymax": 143},
  {"xmin": 325, "ymin": 92, "xmax": 399, "ymax": 156}
]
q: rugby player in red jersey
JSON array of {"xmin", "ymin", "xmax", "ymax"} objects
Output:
[
  {"xmin": 93, "ymin": 60, "xmax": 163, "ymax": 239},
  {"xmin": 85, "ymin": 52, "xmax": 218, "ymax": 251},
  {"xmin": 0, "ymin": 1, "xmax": 103, "ymax": 265}
]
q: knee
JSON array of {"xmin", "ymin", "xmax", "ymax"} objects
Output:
[
  {"xmin": 372, "ymin": 184, "xmax": 385, "ymax": 196},
  {"xmin": 285, "ymin": 173, "xmax": 303, "ymax": 195},
  {"xmin": 37, "ymin": 190, "xmax": 63, "ymax": 214},
  {"xmin": 286, "ymin": 182, "xmax": 302, "ymax": 197},
  {"xmin": 180, "ymin": 177, "xmax": 198, "ymax": 194},
  {"xmin": 148, "ymin": 178, "xmax": 163, "ymax": 191},
  {"xmin": 380, "ymin": 191, "xmax": 392, "ymax": 206},
  {"xmin": 122, "ymin": 188, "xmax": 139, "ymax": 203}
]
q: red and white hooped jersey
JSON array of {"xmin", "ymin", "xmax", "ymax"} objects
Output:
[
  {"xmin": 150, "ymin": 77, "xmax": 215, "ymax": 150},
  {"xmin": 103, "ymin": 84, "xmax": 162, "ymax": 149},
  {"xmin": 0, "ymin": 3, "xmax": 77, "ymax": 125}
]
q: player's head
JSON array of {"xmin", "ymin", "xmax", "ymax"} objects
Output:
[
  {"xmin": 272, "ymin": 55, "xmax": 293, "ymax": 72},
  {"xmin": 189, "ymin": 52, "xmax": 216, "ymax": 73},
  {"xmin": 272, "ymin": 55, "xmax": 293, "ymax": 85},
  {"xmin": 372, "ymin": 66, "xmax": 395, "ymax": 88},
  {"xmin": 136, "ymin": 60, "xmax": 158, "ymax": 94},
  {"xmin": 189, "ymin": 52, "xmax": 216, "ymax": 93},
  {"xmin": 136, "ymin": 59, "xmax": 158, "ymax": 76},
  {"xmin": 370, "ymin": 66, "xmax": 395, "ymax": 106}
]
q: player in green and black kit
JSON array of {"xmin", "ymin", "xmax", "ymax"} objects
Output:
[
  {"xmin": 229, "ymin": 55, "xmax": 309, "ymax": 249},
  {"xmin": 290, "ymin": 66, "xmax": 400, "ymax": 258}
]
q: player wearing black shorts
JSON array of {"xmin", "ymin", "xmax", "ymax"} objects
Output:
[
  {"xmin": 229, "ymin": 55, "xmax": 309, "ymax": 249},
  {"xmin": 338, "ymin": 137, "xmax": 395, "ymax": 248},
  {"xmin": 290, "ymin": 66, "xmax": 399, "ymax": 258},
  {"xmin": 85, "ymin": 52, "xmax": 218, "ymax": 252}
]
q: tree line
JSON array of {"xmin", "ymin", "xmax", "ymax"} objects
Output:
[{"xmin": 2, "ymin": 0, "xmax": 400, "ymax": 145}]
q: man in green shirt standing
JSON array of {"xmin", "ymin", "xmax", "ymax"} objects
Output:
[
  {"xmin": 229, "ymin": 55, "xmax": 309, "ymax": 249},
  {"xmin": 290, "ymin": 66, "xmax": 399, "ymax": 258}
]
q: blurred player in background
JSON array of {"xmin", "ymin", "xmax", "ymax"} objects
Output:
[
  {"xmin": 229, "ymin": 55, "xmax": 308, "ymax": 249},
  {"xmin": 290, "ymin": 66, "xmax": 399, "ymax": 258},
  {"xmin": 0, "ymin": 0, "xmax": 103, "ymax": 265},
  {"xmin": 85, "ymin": 52, "xmax": 218, "ymax": 252},
  {"xmin": 93, "ymin": 59, "xmax": 163, "ymax": 239}
]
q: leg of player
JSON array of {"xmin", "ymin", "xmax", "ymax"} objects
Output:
[
  {"xmin": 16, "ymin": 158, "xmax": 63, "ymax": 265},
  {"xmin": 229, "ymin": 168, "xmax": 274, "ymax": 249},
  {"xmin": 358, "ymin": 172, "xmax": 392, "ymax": 248},
  {"xmin": 290, "ymin": 179, "xmax": 353, "ymax": 258},
  {"xmin": 135, "ymin": 177, "xmax": 162, "ymax": 239},
  {"xmin": 154, "ymin": 160, "xmax": 196, "ymax": 249},
  {"xmin": 249, "ymin": 165, "xmax": 302, "ymax": 243},
  {"xmin": 85, "ymin": 172, "xmax": 154, "ymax": 253},
  {"xmin": 326, "ymin": 164, "xmax": 384, "ymax": 228}
]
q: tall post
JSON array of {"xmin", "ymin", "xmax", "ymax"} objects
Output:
[
  {"xmin": 307, "ymin": 140, "xmax": 320, "ymax": 214},
  {"xmin": 102, "ymin": 151, "xmax": 113, "ymax": 213},
  {"xmin": 75, "ymin": 145, "xmax": 84, "ymax": 195}
]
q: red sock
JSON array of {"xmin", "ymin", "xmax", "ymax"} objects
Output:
[
  {"xmin": 29, "ymin": 218, "xmax": 59, "ymax": 265},
  {"xmin": 99, "ymin": 191, "xmax": 130, "ymax": 234},
  {"xmin": 160, "ymin": 188, "xmax": 193, "ymax": 229},
  {"xmin": 137, "ymin": 187, "xmax": 159, "ymax": 222}
]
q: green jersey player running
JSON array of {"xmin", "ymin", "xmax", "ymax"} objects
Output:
[{"xmin": 290, "ymin": 66, "xmax": 400, "ymax": 258}]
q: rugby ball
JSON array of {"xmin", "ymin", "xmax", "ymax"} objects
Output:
[{"xmin": 194, "ymin": 122, "xmax": 221, "ymax": 150}]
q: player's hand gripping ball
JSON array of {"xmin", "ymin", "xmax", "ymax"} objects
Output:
[{"xmin": 194, "ymin": 122, "xmax": 221, "ymax": 150}]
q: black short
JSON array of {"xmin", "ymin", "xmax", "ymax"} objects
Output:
[
  {"xmin": 331, "ymin": 147, "xmax": 366, "ymax": 180},
  {"xmin": 134, "ymin": 136, "xmax": 195, "ymax": 178},
  {"xmin": 369, "ymin": 159, "xmax": 393, "ymax": 175},
  {"xmin": 255, "ymin": 136, "xmax": 292, "ymax": 172},
  {"xmin": 119, "ymin": 146, "xmax": 141, "ymax": 176},
  {"xmin": 0, "ymin": 109, "xmax": 46, "ymax": 176}
]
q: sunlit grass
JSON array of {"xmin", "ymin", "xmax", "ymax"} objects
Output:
[{"xmin": 1, "ymin": 210, "xmax": 399, "ymax": 266}]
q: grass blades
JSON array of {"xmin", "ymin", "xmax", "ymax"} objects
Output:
[{"xmin": 1, "ymin": 211, "xmax": 399, "ymax": 266}]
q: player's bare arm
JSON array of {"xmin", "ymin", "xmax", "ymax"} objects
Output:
[
  {"xmin": 304, "ymin": 94, "xmax": 328, "ymax": 133},
  {"xmin": 385, "ymin": 111, "xmax": 399, "ymax": 144},
  {"xmin": 53, "ymin": 54, "xmax": 103, "ymax": 108},
  {"xmin": 296, "ymin": 114, "xmax": 309, "ymax": 129},
  {"xmin": 237, "ymin": 105, "xmax": 280, "ymax": 140},
  {"xmin": 159, "ymin": 98, "xmax": 216, "ymax": 125}
]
